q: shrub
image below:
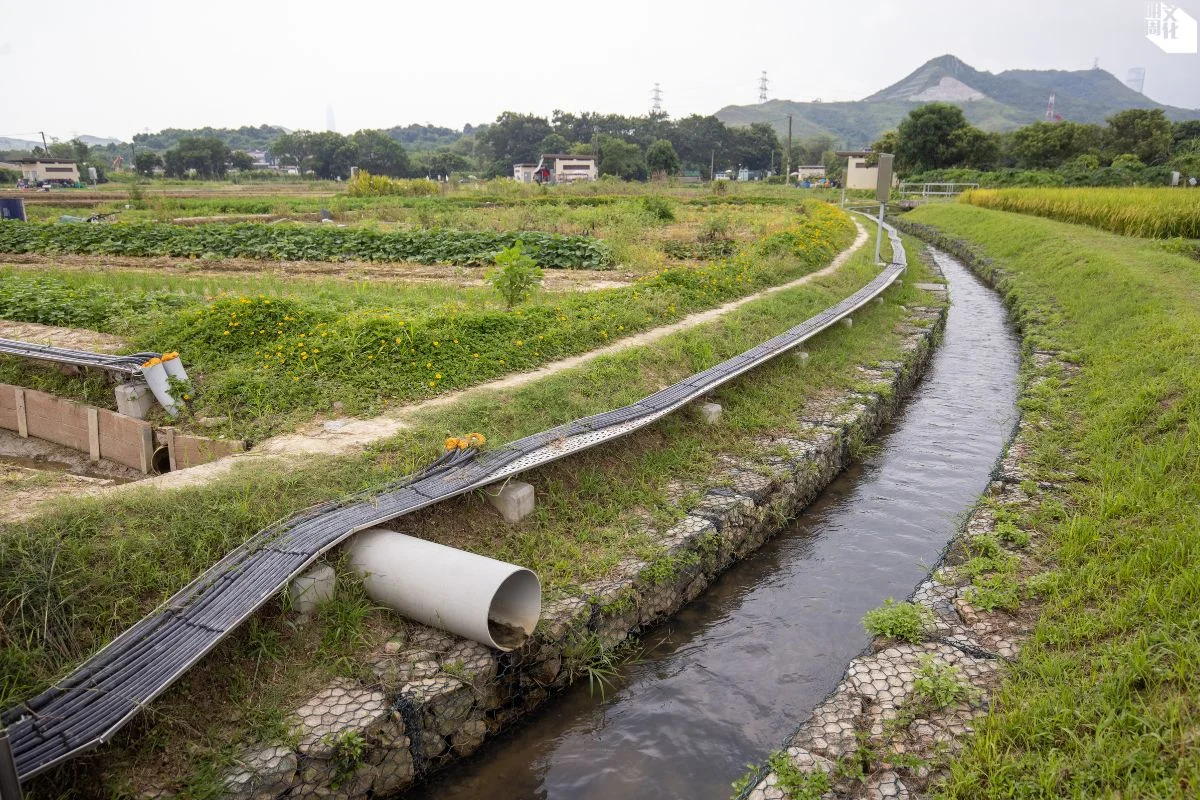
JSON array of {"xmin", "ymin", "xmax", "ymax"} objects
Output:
[
  {"xmin": 699, "ymin": 213, "xmax": 732, "ymax": 242},
  {"xmin": 640, "ymin": 195, "xmax": 676, "ymax": 222},
  {"xmin": 766, "ymin": 750, "xmax": 831, "ymax": 799},
  {"xmin": 486, "ymin": 241, "xmax": 543, "ymax": 310},
  {"xmin": 966, "ymin": 572, "xmax": 1021, "ymax": 612},
  {"xmin": 912, "ymin": 655, "xmax": 970, "ymax": 708},
  {"xmin": 862, "ymin": 599, "xmax": 931, "ymax": 642},
  {"xmin": 346, "ymin": 170, "xmax": 440, "ymax": 197}
]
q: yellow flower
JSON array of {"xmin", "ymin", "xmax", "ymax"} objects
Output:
[
  {"xmin": 223, "ymin": 330, "xmax": 230, "ymax": 336},
  {"xmin": 434, "ymin": 372, "xmax": 442, "ymax": 379},
  {"xmin": 395, "ymin": 337, "xmax": 403, "ymax": 344},
  {"xmin": 426, "ymin": 362, "xmax": 433, "ymax": 368}
]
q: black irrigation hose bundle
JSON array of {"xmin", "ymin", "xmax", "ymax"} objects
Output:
[
  {"xmin": 0, "ymin": 338, "xmax": 158, "ymax": 377},
  {"xmin": 1, "ymin": 220, "xmax": 907, "ymax": 783}
]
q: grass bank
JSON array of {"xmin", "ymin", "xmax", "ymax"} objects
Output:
[
  {"xmin": 901, "ymin": 203, "xmax": 1200, "ymax": 797},
  {"xmin": 3, "ymin": 229, "xmax": 937, "ymax": 796}
]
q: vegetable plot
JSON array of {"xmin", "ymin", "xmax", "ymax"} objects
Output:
[{"xmin": 0, "ymin": 222, "xmax": 614, "ymax": 269}]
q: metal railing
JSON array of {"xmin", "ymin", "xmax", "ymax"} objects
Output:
[{"xmin": 897, "ymin": 182, "xmax": 979, "ymax": 199}]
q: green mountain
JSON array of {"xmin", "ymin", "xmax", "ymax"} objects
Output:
[{"xmin": 716, "ymin": 55, "xmax": 1200, "ymax": 148}]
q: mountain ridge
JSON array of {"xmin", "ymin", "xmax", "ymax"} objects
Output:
[{"xmin": 717, "ymin": 54, "xmax": 1200, "ymax": 147}]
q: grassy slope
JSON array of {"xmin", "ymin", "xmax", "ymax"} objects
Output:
[
  {"xmin": 905, "ymin": 203, "xmax": 1200, "ymax": 797},
  {"xmin": 8, "ymin": 230, "xmax": 929, "ymax": 796}
]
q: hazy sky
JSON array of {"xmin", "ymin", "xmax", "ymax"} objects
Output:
[{"xmin": 2, "ymin": 0, "xmax": 1197, "ymax": 142}]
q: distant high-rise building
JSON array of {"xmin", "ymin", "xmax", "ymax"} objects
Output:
[
  {"xmin": 325, "ymin": 104, "xmax": 336, "ymax": 132},
  {"xmin": 1125, "ymin": 67, "xmax": 1147, "ymax": 94}
]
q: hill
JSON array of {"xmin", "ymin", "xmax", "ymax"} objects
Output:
[{"xmin": 716, "ymin": 54, "xmax": 1200, "ymax": 147}]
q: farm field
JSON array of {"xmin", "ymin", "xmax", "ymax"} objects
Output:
[
  {"xmin": 0, "ymin": 186, "xmax": 855, "ymax": 439},
  {"xmin": 0, "ymin": 225, "xmax": 932, "ymax": 796},
  {"xmin": 959, "ymin": 186, "xmax": 1200, "ymax": 239},
  {"xmin": 899, "ymin": 202, "xmax": 1200, "ymax": 797}
]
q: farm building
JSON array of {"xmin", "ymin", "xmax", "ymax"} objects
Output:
[
  {"xmin": 533, "ymin": 154, "xmax": 597, "ymax": 184},
  {"xmin": 836, "ymin": 150, "xmax": 886, "ymax": 191},
  {"xmin": 0, "ymin": 157, "xmax": 80, "ymax": 183},
  {"xmin": 793, "ymin": 165, "xmax": 826, "ymax": 181},
  {"xmin": 513, "ymin": 163, "xmax": 538, "ymax": 183}
]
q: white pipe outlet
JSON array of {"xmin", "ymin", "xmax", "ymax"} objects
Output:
[
  {"xmin": 161, "ymin": 352, "xmax": 189, "ymax": 383},
  {"xmin": 346, "ymin": 528, "xmax": 541, "ymax": 651},
  {"xmin": 138, "ymin": 358, "xmax": 179, "ymax": 417}
]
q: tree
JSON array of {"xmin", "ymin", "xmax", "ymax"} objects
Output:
[
  {"xmin": 269, "ymin": 131, "xmax": 357, "ymax": 179},
  {"xmin": 478, "ymin": 112, "xmax": 553, "ymax": 176},
  {"xmin": 1104, "ymin": 109, "xmax": 1171, "ymax": 165},
  {"xmin": 135, "ymin": 151, "xmax": 163, "ymax": 176},
  {"xmin": 538, "ymin": 133, "xmax": 570, "ymax": 155},
  {"xmin": 417, "ymin": 149, "xmax": 470, "ymax": 177},
  {"xmin": 1172, "ymin": 120, "xmax": 1200, "ymax": 150},
  {"xmin": 596, "ymin": 135, "xmax": 646, "ymax": 181},
  {"xmin": 1008, "ymin": 121, "xmax": 1103, "ymax": 169},
  {"xmin": 868, "ymin": 131, "xmax": 900, "ymax": 164},
  {"xmin": 350, "ymin": 129, "xmax": 410, "ymax": 177},
  {"xmin": 645, "ymin": 139, "xmax": 680, "ymax": 177},
  {"xmin": 163, "ymin": 136, "xmax": 230, "ymax": 179},
  {"xmin": 228, "ymin": 150, "xmax": 255, "ymax": 171},
  {"xmin": 951, "ymin": 127, "xmax": 1002, "ymax": 170},
  {"xmin": 895, "ymin": 103, "xmax": 971, "ymax": 173}
]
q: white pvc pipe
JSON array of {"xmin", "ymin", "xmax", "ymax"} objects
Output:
[
  {"xmin": 161, "ymin": 352, "xmax": 189, "ymax": 383},
  {"xmin": 138, "ymin": 359, "xmax": 180, "ymax": 416},
  {"xmin": 346, "ymin": 528, "xmax": 541, "ymax": 651}
]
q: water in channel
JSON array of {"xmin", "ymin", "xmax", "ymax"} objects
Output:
[{"xmin": 409, "ymin": 248, "xmax": 1020, "ymax": 800}]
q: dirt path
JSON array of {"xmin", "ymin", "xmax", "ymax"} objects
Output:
[
  {"xmin": 0, "ymin": 319, "xmax": 127, "ymax": 352},
  {"xmin": 77, "ymin": 220, "xmax": 868, "ymax": 498},
  {"xmin": 1, "ymin": 253, "xmax": 634, "ymax": 292}
]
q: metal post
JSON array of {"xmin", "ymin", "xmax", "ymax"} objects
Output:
[
  {"xmin": 873, "ymin": 202, "xmax": 885, "ymax": 265},
  {"xmin": 0, "ymin": 731, "xmax": 22, "ymax": 800}
]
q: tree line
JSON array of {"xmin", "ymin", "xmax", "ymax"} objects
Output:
[{"xmin": 875, "ymin": 104, "xmax": 1200, "ymax": 183}]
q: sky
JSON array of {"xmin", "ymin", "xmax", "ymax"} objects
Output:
[{"xmin": 1, "ymin": 0, "xmax": 1198, "ymax": 142}]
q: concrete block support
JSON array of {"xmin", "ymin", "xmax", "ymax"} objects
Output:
[
  {"xmin": 795, "ymin": 351, "xmax": 811, "ymax": 366},
  {"xmin": 697, "ymin": 402, "xmax": 723, "ymax": 425},
  {"xmin": 289, "ymin": 564, "xmax": 337, "ymax": 615},
  {"xmin": 839, "ymin": 317, "xmax": 854, "ymax": 329},
  {"xmin": 115, "ymin": 382, "xmax": 156, "ymax": 420},
  {"xmin": 486, "ymin": 480, "xmax": 535, "ymax": 523}
]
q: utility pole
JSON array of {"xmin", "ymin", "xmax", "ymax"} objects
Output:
[
  {"xmin": 710, "ymin": 150, "xmax": 716, "ymax": 181},
  {"xmin": 39, "ymin": 131, "xmax": 48, "ymax": 152},
  {"xmin": 785, "ymin": 115, "xmax": 793, "ymax": 186}
]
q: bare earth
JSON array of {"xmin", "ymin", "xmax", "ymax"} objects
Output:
[
  {"xmin": 0, "ymin": 319, "xmax": 128, "ymax": 352},
  {"xmin": 1, "ymin": 253, "xmax": 634, "ymax": 292}
]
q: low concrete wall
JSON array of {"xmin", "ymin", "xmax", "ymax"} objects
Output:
[
  {"xmin": 212, "ymin": 300, "xmax": 948, "ymax": 800},
  {"xmin": 0, "ymin": 384, "xmax": 244, "ymax": 474},
  {"xmin": 0, "ymin": 384, "xmax": 154, "ymax": 472}
]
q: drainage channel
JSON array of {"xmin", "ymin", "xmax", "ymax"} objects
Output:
[{"xmin": 406, "ymin": 247, "xmax": 1020, "ymax": 800}]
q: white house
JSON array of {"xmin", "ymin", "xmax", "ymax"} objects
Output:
[
  {"xmin": 0, "ymin": 157, "xmax": 80, "ymax": 184},
  {"xmin": 533, "ymin": 154, "xmax": 597, "ymax": 183},
  {"xmin": 513, "ymin": 163, "xmax": 538, "ymax": 183}
]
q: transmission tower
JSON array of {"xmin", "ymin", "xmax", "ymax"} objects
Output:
[
  {"xmin": 651, "ymin": 83, "xmax": 663, "ymax": 114},
  {"xmin": 758, "ymin": 71, "xmax": 769, "ymax": 102},
  {"xmin": 1045, "ymin": 93, "xmax": 1062, "ymax": 122}
]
